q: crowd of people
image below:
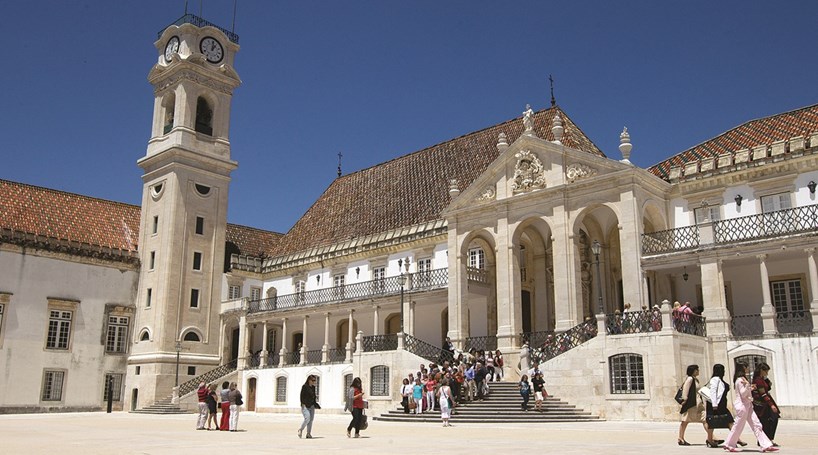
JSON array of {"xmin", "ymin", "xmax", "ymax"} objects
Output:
[
  {"xmin": 195, "ymin": 381, "xmax": 243, "ymax": 431},
  {"xmin": 677, "ymin": 362, "xmax": 780, "ymax": 452}
]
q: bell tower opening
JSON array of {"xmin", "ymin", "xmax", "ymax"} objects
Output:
[{"xmin": 195, "ymin": 97, "xmax": 213, "ymax": 136}]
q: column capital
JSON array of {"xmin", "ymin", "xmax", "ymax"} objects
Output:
[
  {"xmin": 756, "ymin": 253, "xmax": 767, "ymax": 262},
  {"xmin": 348, "ymin": 309, "xmax": 355, "ymax": 315},
  {"xmin": 805, "ymin": 247, "xmax": 816, "ymax": 255}
]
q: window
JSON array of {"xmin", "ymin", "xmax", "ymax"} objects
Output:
[
  {"xmin": 146, "ymin": 288, "xmax": 152, "ymax": 308},
  {"xmin": 149, "ymin": 251, "xmax": 156, "ymax": 270},
  {"xmin": 250, "ymin": 287, "xmax": 262, "ymax": 301},
  {"xmin": 276, "ymin": 376, "xmax": 287, "ymax": 402},
  {"xmin": 46, "ymin": 310, "xmax": 73, "ymax": 350},
  {"xmin": 761, "ymin": 193, "xmax": 792, "ymax": 235},
  {"xmin": 103, "ymin": 373, "xmax": 123, "ymax": 401},
  {"xmin": 771, "ymin": 279, "xmax": 805, "ymax": 314},
  {"xmin": 372, "ymin": 267, "xmax": 386, "ymax": 293},
  {"xmin": 370, "ymin": 365, "xmax": 390, "ymax": 396},
  {"xmin": 152, "ymin": 216, "xmax": 159, "ymax": 234},
  {"xmin": 105, "ymin": 316, "xmax": 129, "ymax": 353},
  {"xmin": 41, "ymin": 370, "xmax": 65, "ymax": 401},
  {"xmin": 333, "ymin": 274, "xmax": 345, "ymax": 299},
  {"xmin": 343, "ymin": 374, "xmax": 353, "ymax": 403},
  {"xmin": 190, "ymin": 289, "xmax": 200, "ymax": 308},
  {"xmin": 195, "ymin": 216, "xmax": 205, "ymax": 235},
  {"xmin": 694, "ymin": 205, "xmax": 721, "ymax": 224},
  {"xmin": 187, "ymin": 366, "xmax": 196, "ymax": 375},
  {"xmin": 417, "ymin": 258, "xmax": 432, "ymax": 286},
  {"xmin": 139, "ymin": 330, "xmax": 150, "ymax": 341},
  {"xmin": 468, "ymin": 247, "xmax": 485, "ymax": 269},
  {"xmin": 228, "ymin": 285, "xmax": 241, "ymax": 300},
  {"xmin": 295, "ymin": 280, "xmax": 306, "ymax": 302},
  {"xmin": 314, "ymin": 376, "xmax": 321, "ymax": 402},
  {"xmin": 735, "ymin": 355, "xmax": 767, "ymax": 381},
  {"xmin": 135, "ymin": 366, "xmax": 141, "ymax": 375},
  {"xmin": 183, "ymin": 331, "xmax": 200, "ymax": 342},
  {"xmin": 519, "ymin": 245, "xmax": 527, "ymax": 282},
  {"xmin": 609, "ymin": 354, "xmax": 645, "ymax": 394},
  {"xmin": 0, "ymin": 301, "xmax": 5, "ymax": 340},
  {"xmin": 192, "ymin": 252, "xmax": 202, "ymax": 271},
  {"xmin": 761, "ymin": 193, "xmax": 792, "ymax": 213},
  {"xmin": 195, "ymin": 97, "xmax": 213, "ymax": 136}
]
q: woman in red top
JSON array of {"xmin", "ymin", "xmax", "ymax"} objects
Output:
[
  {"xmin": 346, "ymin": 377, "xmax": 365, "ymax": 438},
  {"xmin": 752, "ymin": 363, "xmax": 780, "ymax": 447}
]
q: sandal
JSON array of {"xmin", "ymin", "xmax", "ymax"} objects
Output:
[{"xmin": 678, "ymin": 439, "xmax": 691, "ymax": 446}]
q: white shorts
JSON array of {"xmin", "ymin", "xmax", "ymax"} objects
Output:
[{"xmin": 535, "ymin": 391, "xmax": 544, "ymax": 401}]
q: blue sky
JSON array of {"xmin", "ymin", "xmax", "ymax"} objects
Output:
[{"xmin": 2, "ymin": 1, "xmax": 817, "ymax": 234}]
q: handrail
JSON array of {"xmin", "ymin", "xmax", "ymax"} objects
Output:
[
  {"xmin": 524, "ymin": 320, "xmax": 597, "ymax": 365},
  {"xmin": 714, "ymin": 204, "xmax": 818, "ymax": 243},
  {"xmin": 404, "ymin": 334, "xmax": 455, "ymax": 364},
  {"xmin": 177, "ymin": 358, "xmax": 238, "ymax": 397}
]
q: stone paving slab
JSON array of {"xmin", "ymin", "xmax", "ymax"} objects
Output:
[{"xmin": 0, "ymin": 411, "xmax": 815, "ymax": 454}]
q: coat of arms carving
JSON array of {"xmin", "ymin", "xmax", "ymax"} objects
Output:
[
  {"xmin": 511, "ymin": 150, "xmax": 546, "ymax": 193},
  {"xmin": 565, "ymin": 163, "xmax": 597, "ymax": 182}
]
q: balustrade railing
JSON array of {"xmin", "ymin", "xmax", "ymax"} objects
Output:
[
  {"xmin": 606, "ymin": 310, "xmax": 662, "ymax": 334},
  {"xmin": 526, "ymin": 320, "xmax": 597, "ymax": 365},
  {"xmin": 282, "ymin": 351, "xmax": 301, "ymax": 366},
  {"xmin": 730, "ymin": 314, "xmax": 763, "ymax": 337},
  {"xmin": 715, "ymin": 204, "xmax": 818, "ymax": 243},
  {"xmin": 248, "ymin": 268, "xmax": 448, "ymax": 314},
  {"xmin": 672, "ymin": 312, "xmax": 707, "ymax": 336},
  {"xmin": 466, "ymin": 266, "xmax": 490, "ymax": 284},
  {"xmin": 304, "ymin": 349, "xmax": 323, "ymax": 365},
  {"xmin": 641, "ymin": 225, "xmax": 700, "ymax": 254},
  {"xmin": 362, "ymin": 334, "xmax": 398, "ymax": 352},
  {"xmin": 463, "ymin": 335, "xmax": 497, "ymax": 352},
  {"xmin": 327, "ymin": 347, "xmax": 347, "ymax": 363},
  {"xmin": 403, "ymin": 334, "xmax": 455, "ymax": 364},
  {"xmin": 776, "ymin": 310, "xmax": 813, "ymax": 334},
  {"xmin": 519, "ymin": 330, "xmax": 555, "ymax": 348}
]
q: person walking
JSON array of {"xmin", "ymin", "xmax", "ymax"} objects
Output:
[
  {"xmin": 705, "ymin": 364, "xmax": 747, "ymax": 448},
  {"xmin": 437, "ymin": 377, "xmax": 453, "ymax": 427},
  {"xmin": 723, "ymin": 362, "xmax": 778, "ymax": 452},
  {"xmin": 205, "ymin": 384, "xmax": 219, "ymax": 430},
  {"xmin": 346, "ymin": 377, "xmax": 365, "ymax": 438},
  {"xmin": 531, "ymin": 372, "xmax": 546, "ymax": 412},
  {"xmin": 519, "ymin": 374, "xmax": 531, "ymax": 411},
  {"xmin": 678, "ymin": 364, "xmax": 713, "ymax": 446},
  {"xmin": 227, "ymin": 382, "xmax": 242, "ymax": 432},
  {"xmin": 493, "ymin": 350, "xmax": 504, "ymax": 381},
  {"xmin": 219, "ymin": 381, "xmax": 231, "ymax": 431},
  {"xmin": 195, "ymin": 382, "xmax": 208, "ymax": 430},
  {"xmin": 474, "ymin": 362, "xmax": 488, "ymax": 401},
  {"xmin": 298, "ymin": 375, "xmax": 319, "ymax": 438},
  {"xmin": 752, "ymin": 363, "xmax": 780, "ymax": 447}
]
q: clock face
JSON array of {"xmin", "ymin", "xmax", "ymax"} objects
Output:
[
  {"xmin": 164, "ymin": 36, "xmax": 180, "ymax": 62},
  {"xmin": 200, "ymin": 37, "xmax": 224, "ymax": 64}
]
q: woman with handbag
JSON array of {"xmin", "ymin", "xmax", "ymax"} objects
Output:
[
  {"xmin": 678, "ymin": 364, "xmax": 713, "ymax": 446},
  {"xmin": 346, "ymin": 377, "xmax": 365, "ymax": 438},
  {"xmin": 298, "ymin": 375, "xmax": 319, "ymax": 439},
  {"xmin": 706, "ymin": 364, "xmax": 747, "ymax": 448},
  {"xmin": 752, "ymin": 363, "xmax": 780, "ymax": 447},
  {"xmin": 722, "ymin": 362, "xmax": 778, "ymax": 452},
  {"xmin": 227, "ymin": 382, "xmax": 242, "ymax": 432},
  {"xmin": 400, "ymin": 378, "xmax": 413, "ymax": 414},
  {"xmin": 437, "ymin": 377, "xmax": 452, "ymax": 427}
]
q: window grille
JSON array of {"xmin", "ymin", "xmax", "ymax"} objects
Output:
[
  {"xmin": 370, "ymin": 365, "xmax": 390, "ymax": 396},
  {"xmin": 106, "ymin": 316, "xmax": 129, "ymax": 353},
  {"xmin": 276, "ymin": 376, "xmax": 287, "ymax": 402},
  {"xmin": 46, "ymin": 310, "xmax": 72, "ymax": 350},
  {"xmin": 609, "ymin": 353, "xmax": 645, "ymax": 394},
  {"xmin": 42, "ymin": 370, "xmax": 65, "ymax": 401},
  {"xmin": 734, "ymin": 354, "xmax": 767, "ymax": 380},
  {"xmin": 103, "ymin": 373, "xmax": 123, "ymax": 401}
]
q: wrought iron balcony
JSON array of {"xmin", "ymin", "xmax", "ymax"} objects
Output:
[
  {"xmin": 247, "ymin": 268, "xmax": 448, "ymax": 314},
  {"xmin": 776, "ymin": 309, "xmax": 813, "ymax": 334},
  {"xmin": 463, "ymin": 335, "xmax": 497, "ymax": 352},
  {"xmin": 641, "ymin": 203, "xmax": 818, "ymax": 255},
  {"xmin": 160, "ymin": 13, "xmax": 240, "ymax": 44},
  {"xmin": 730, "ymin": 314, "xmax": 763, "ymax": 337},
  {"xmin": 605, "ymin": 310, "xmax": 663, "ymax": 334},
  {"xmin": 362, "ymin": 334, "xmax": 398, "ymax": 352}
]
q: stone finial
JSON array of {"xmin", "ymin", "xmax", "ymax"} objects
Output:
[
  {"xmin": 522, "ymin": 104, "xmax": 535, "ymax": 136},
  {"xmin": 497, "ymin": 132, "xmax": 509, "ymax": 152},
  {"xmin": 448, "ymin": 179, "xmax": 460, "ymax": 198},
  {"xmin": 619, "ymin": 127, "xmax": 633, "ymax": 164},
  {"xmin": 552, "ymin": 113, "xmax": 564, "ymax": 143}
]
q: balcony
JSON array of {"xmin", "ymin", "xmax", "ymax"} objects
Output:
[
  {"xmin": 642, "ymin": 203, "xmax": 818, "ymax": 255},
  {"xmin": 247, "ymin": 268, "xmax": 448, "ymax": 314}
]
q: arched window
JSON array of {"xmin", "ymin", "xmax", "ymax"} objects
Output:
[
  {"xmin": 609, "ymin": 353, "xmax": 644, "ymax": 394},
  {"xmin": 162, "ymin": 93, "xmax": 175, "ymax": 134},
  {"xmin": 139, "ymin": 329, "xmax": 150, "ymax": 341},
  {"xmin": 275, "ymin": 376, "xmax": 287, "ymax": 402},
  {"xmin": 370, "ymin": 365, "xmax": 389, "ymax": 396},
  {"xmin": 195, "ymin": 97, "xmax": 213, "ymax": 136},
  {"xmin": 183, "ymin": 331, "xmax": 201, "ymax": 342}
]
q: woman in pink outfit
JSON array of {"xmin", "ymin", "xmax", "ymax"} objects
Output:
[{"xmin": 723, "ymin": 362, "xmax": 779, "ymax": 453}]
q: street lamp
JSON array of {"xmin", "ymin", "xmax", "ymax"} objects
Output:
[
  {"xmin": 174, "ymin": 340, "xmax": 182, "ymax": 387},
  {"xmin": 591, "ymin": 240, "xmax": 604, "ymax": 314},
  {"xmin": 397, "ymin": 273, "xmax": 407, "ymax": 334}
]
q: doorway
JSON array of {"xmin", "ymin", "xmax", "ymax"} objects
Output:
[
  {"xmin": 247, "ymin": 378, "xmax": 256, "ymax": 411},
  {"xmin": 131, "ymin": 389, "xmax": 138, "ymax": 411},
  {"xmin": 521, "ymin": 290, "xmax": 532, "ymax": 333}
]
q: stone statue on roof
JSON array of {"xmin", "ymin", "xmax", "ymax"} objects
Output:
[{"xmin": 522, "ymin": 104, "xmax": 534, "ymax": 134}]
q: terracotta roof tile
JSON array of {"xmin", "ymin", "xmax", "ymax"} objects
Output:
[
  {"xmin": 648, "ymin": 103, "xmax": 818, "ymax": 180},
  {"xmin": 271, "ymin": 106, "xmax": 603, "ymax": 256},
  {"xmin": 226, "ymin": 224, "xmax": 282, "ymax": 258}
]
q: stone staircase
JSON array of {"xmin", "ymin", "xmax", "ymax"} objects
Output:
[
  {"xmin": 131, "ymin": 359, "xmax": 238, "ymax": 414},
  {"xmin": 131, "ymin": 396, "xmax": 189, "ymax": 414},
  {"xmin": 374, "ymin": 381, "xmax": 601, "ymax": 423}
]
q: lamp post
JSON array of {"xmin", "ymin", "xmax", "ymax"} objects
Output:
[
  {"xmin": 591, "ymin": 240, "xmax": 604, "ymax": 314},
  {"xmin": 174, "ymin": 340, "xmax": 182, "ymax": 387},
  {"xmin": 397, "ymin": 273, "xmax": 407, "ymax": 334}
]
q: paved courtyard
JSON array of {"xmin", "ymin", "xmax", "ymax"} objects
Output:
[{"xmin": 1, "ymin": 411, "xmax": 816, "ymax": 454}]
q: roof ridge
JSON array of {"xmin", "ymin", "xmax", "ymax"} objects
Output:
[{"xmin": 226, "ymin": 222, "xmax": 284, "ymax": 236}]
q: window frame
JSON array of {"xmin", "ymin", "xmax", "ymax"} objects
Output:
[
  {"xmin": 105, "ymin": 315, "xmax": 129, "ymax": 354},
  {"xmin": 45, "ymin": 299, "xmax": 78, "ymax": 351},
  {"xmin": 608, "ymin": 353, "xmax": 645, "ymax": 395},
  {"xmin": 195, "ymin": 216, "xmax": 205, "ymax": 235},
  {"xmin": 228, "ymin": 285, "xmax": 242, "ymax": 300},
  {"xmin": 41, "ymin": 369, "xmax": 66, "ymax": 402},
  {"xmin": 370, "ymin": 365, "xmax": 390, "ymax": 396},
  {"xmin": 146, "ymin": 288, "xmax": 152, "ymax": 308},
  {"xmin": 192, "ymin": 251, "xmax": 203, "ymax": 271},
  {"xmin": 103, "ymin": 372, "xmax": 124, "ymax": 402},
  {"xmin": 275, "ymin": 376, "xmax": 288, "ymax": 403},
  {"xmin": 190, "ymin": 288, "xmax": 200, "ymax": 308},
  {"xmin": 468, "ymin": 247, "xmax": 485, "ymax": 270}
]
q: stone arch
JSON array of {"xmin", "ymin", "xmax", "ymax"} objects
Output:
[
  {"xmin": 572, "ymin": 203, "xmax": 623, "ymax": 316},
  {"xmin": 181, "ymin": 326, "xmax": 203, "ymax": 342},
  {"xmin": 138, "ymin": 327, "xmax": 152, "ymax": 342},
  {"xmin": 641, "ymin": 199, "xmax": 667, "ymax": 234},
  {"xmin": 336, "ymin": 317, "xmax": 358, "ymax": 348},
  {"xmin": 511, "ymin": 217, "xmax": 555, "ymax": 334},
  {"xmin": 161, "ymin": 91, "xmax": 176, "ymax": 134}
]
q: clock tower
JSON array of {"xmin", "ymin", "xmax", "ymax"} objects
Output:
[{"xmin": 125, "ymin": 16, "xmax": 241, "ymax": 410}]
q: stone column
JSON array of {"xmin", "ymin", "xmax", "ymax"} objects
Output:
[
  {"xmin": 447, "ymin": 243, "xmax": 469, "ymax": 346},
  {"xmin": 551, "ymin": 207, "xmax": 582, "ymax": 331},
  {"xmin": 279, "ymin": 317, "xmax": 288, "ymax": 367},
  {"xmin": 641, "ymin": 271, "xmax": 651, "ymax": 310},
  {"xmin": 409, "ymin": 301, "xmax": 416, "ymax": 337},
  {"xmin": 700, "ymin": 258, "xmax": 732, "ymax": 336},
  {"xmin": 260, "ymin": 321, "xmax": 269, "ymax": 367},
  {"xmin": 758, "ymin": 254, "xmax": 777, "ymax": 335},
  {"xmin": 300, "ymin": 316, "xmax": 309, "ymax": 365},
  {"xmin": 373, "ymin": 305, "xmax": 380, "ymax": 336},
  {"xmin": 618, "ymin": 191, "xmax": 647, "ymax": 309},
  {"xmin": 495, "ymin": 214, "xmax": 521, "ymax": 350},
  {"xmin": 322, "ymin": 312, "xmax": 330, "ymax": 363},
  {"xmin": 806, "ymin": 248, "xmax": 818, "ymax": 333},
  {"xmin": 237, "ymin": 312, "xmax": 249, "ymax": 369},
  {"xmin": 346, "ymin": 310, "xmax": 354, "ymax": 362}
]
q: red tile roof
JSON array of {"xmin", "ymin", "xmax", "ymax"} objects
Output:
[
  {"xmin": 648, "ymin": 103, "xmax": 818, "ymax": 180},
  {"xmin": 271, "ymin": 106, "xmax": 603, "ymax": 256},
  {"xmin": 0, "ymin": 179, "xmax": 281, "ymax": 260}
]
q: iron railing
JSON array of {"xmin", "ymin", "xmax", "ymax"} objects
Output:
[
  {"xmin": 606, "ymin": 310, "xmax": 662, "ymax": 334},
  {"xmin": 248, "ymin": 268, "xmax": 448, "ymax": 314},
  {"xmin": 519, "ymin": 329, "xmax": 555, "ymax": 348},
  {"xmin": 673, "ymin": 312, "xmax": 707, "ymax": 336},
  {"xmin": 178, "ymin": 359, "xmax": 238, "ymax": 397},
  {"xmin": 304, "ymin": 349, "xmax": 323, "ymax": 365},
  {"xmin": 403, "ymin": 334, "xmax": 455, "ymax": 364},
  {"xmin": 463, "ymin": 336, "xmax": 498, "ymax": 352},
  {"xmin": 281, "ymin": 351, "xmax": 301, "ymax": 366},
  {"xmin": 776, "ymin": 310, "xmax": 813, "ymax": 334},
  {"xmin": 715, "ymin": 204, "xmax": 818, "ymax": 243},
  {"xmin": 730, "ymin": 314, "xmax": 763, "ymax": 337},
  {"xmin": 362, "ymin": 334, "xmax": 398, "ymax": 352},
  {"xmin": 160, "ymin": 13, "xmax": 240, "ymax": 44},
  {"xmin": 641, "ymin": 225, "xmax": 700, "ymax": 254},
  {"xmin": 248, "ymin": 353, "xmax": 261, "ymax": 368},
  {"xmin": 327, "ymin": 347, "xmax": 347, "ymax": 363},
  {"xmin": 527, "ymin": 320, "xmax": 597, "ymax": 365},
  {"xmin": 265, "ymin": 353, "xmax": 281, "ymax": 368}
]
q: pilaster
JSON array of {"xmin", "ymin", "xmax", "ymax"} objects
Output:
[{"xmin": 700, "ymin": 258, "xmax": 732, "ymax": 336}]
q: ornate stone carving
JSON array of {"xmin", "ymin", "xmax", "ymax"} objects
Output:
[
  {"xmin": 477, "ymin": 186, "xmax": 496, "ymax": 201},
  {"xmin": 511, "ymin": 150, "xmax": 545, "ymax": 193},
  {"xmin": 522, "ymin": 104, "xmax": 534, "ymax": 135},
  {"xmin": 154, "ymin": 69, "xmax": 235, "ymax": 95},
  {"xmin": 565, "ymin": 163, "xmax": 597, "ymax": 182}
]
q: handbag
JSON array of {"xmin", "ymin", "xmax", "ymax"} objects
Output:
[
  {"xmin": 706, "ymin": 412, "xmax": 733, "ymax": 429},
  {"xmin": 698, "ymin": 385, "xmax": 711, "ymax": 403},
  {"xmin": 674, "ymin": 385, "xmax": 684, "ymax": 404},
  {"xmin": 359, "ymin": 410, "xmax": 369, "ymax": 431},
  {"xmin": 236, "ymin": 396, "xmax": 244, "ymax": 406},
  {"xmin": 409, "ymin": 398, "xmax": 417, "ymax": 410}
]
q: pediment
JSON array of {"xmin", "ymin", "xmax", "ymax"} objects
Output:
[{"xmin": 447, "ymin": 133, "xmax": 632, "ymax": 212}]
